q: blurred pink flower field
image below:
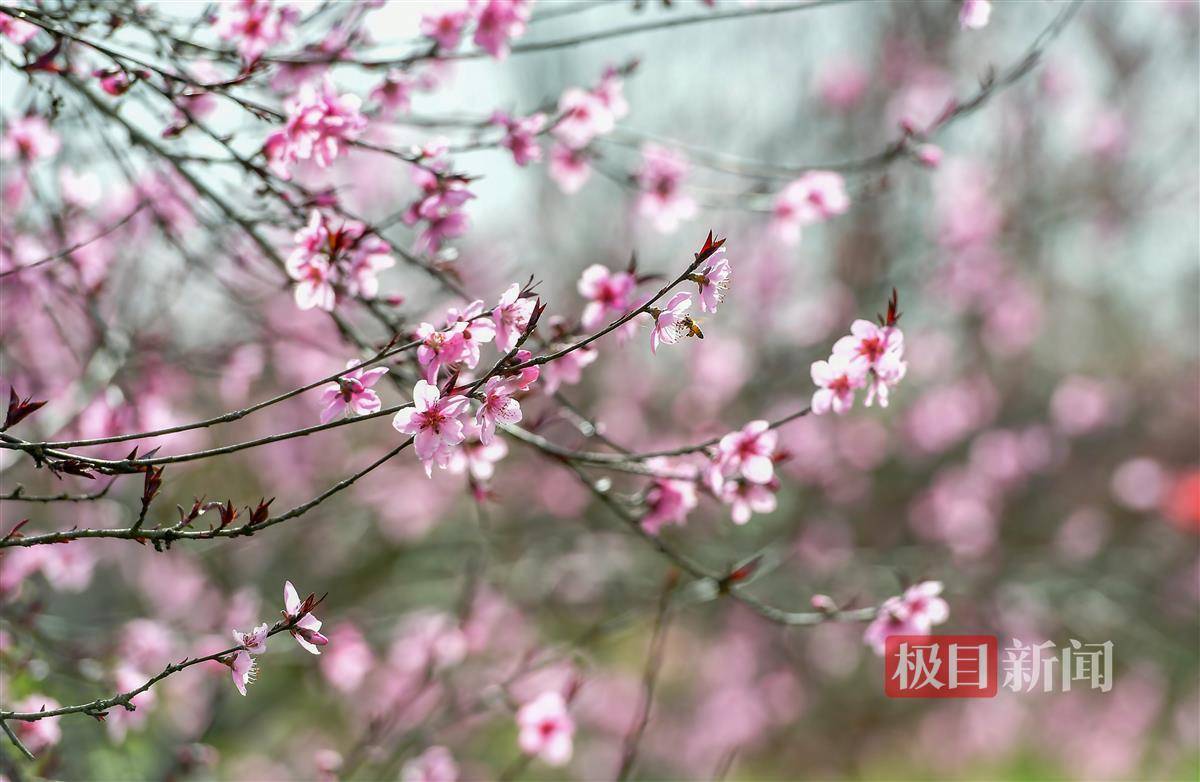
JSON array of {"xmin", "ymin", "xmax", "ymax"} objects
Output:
[{"xmin": 0, "ymin": 1, "xmax": 1197, "ymax": 780}]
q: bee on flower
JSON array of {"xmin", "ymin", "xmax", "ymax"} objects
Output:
[{"xmin": 648, "ymin": 291, "xmax": 703, "ymax": 353}]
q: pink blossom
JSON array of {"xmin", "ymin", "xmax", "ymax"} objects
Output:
[
  {"xmin": 862, "ymin": 581, "xmax": 950, "ymax": 655},
  {"xmin": 863, "ymin": 351, "xmax": 907, "ymax": 408},
  {"xmin": 230, "ymin": 649, "xmax": 257, "ymax": 696},
  {"xmin": 594, "ymin": 65, "xmax": 630, "ymax": 120},
  {"xmin": 959, "ymin": 0, "xmax": 992, "ymax": 30},
  {"xmin": 577, "ymin": 264, "xmax": 636, "ymax": 330},
  {"xmin": 810, "ymin": 353, "xmax": 868, "ymax": 415},
  {"xmin": 548, "ymin": 143, "xmax": 592, "ymax": 193},
  {"xmin": 344, "ymin": 234, "xmax": 395, "ymax": 299},
  {"xmin": 540, "ymin": 345, "xmax": 597, "ymax": 393},
  {"xmin": 814, "ymin": 57, "xmax": 869, "ymax": 112},
  {"xmin": 234, "ymin": 622, "xmax": 270, "ymax": 654},
  {"xmin": 693, "ymin": 248, "xmax": 731, "ymax": 313},
  {"xmin": 445, "ymin": 299, "xmax": 496, "ymax": 370},
  {"xmin": 641, "ymin": 461, "xmax": 698, "ymax": 535},
  {"xmin": 492, "ymin": 283, "xmax": 536, "ymax": 352},
  {"xmin": 285, "ymin": 211, "xmax": 393, "ymax": 307},
  {"xmin": 228, "ymin": 647, "xmax": 259, "ymax": 695},
  {"xmin": 719, "ymin": 477, "xmax": 780, "ymax": 525},
  {"xmin": 448, "ymin": 423, "xmax": 509, "ymax": 482},
  {"xmin": 716, "ymin": 420, "xmax": 778, "ymax": 484},
  {"xmin": 914, "ymin": 143, "xmax": 943, "ymax": 168},
  {"xmin": 107, "ymin": 665, "xmax": 156, "ymax": 741},
  {"xmin": 314, "ymin": 749, "xmax": 343, "ymax": 782},
  {"xmin": 118, "ymin": 619, "xmax": 175, "ymax": 673},
  {"xmin": 416, "ymin": 322, "xmax": 465, "ymax": 383},
  {"xmin": 476, "ymin": 376, "xmax": 524, "ymax": 444},
  {"xmin": 13, "ymin": 696, "xmax": 61, "ymax": 753},
  {"xmin": 215, "ymin": 0, "xmax": 298, "ymax": 63},
  {"xmin": 1050, "ymin": 375, "xmax": 1116, "ymax": 436},
  {"xmin": 649, "ymin": 291, "xmax": 697, "ymax": 354},
  {"xmin": 635, "ymin": 144, "xmax": 697, "ymax": 234},
  {"xmin": 402, "ymin": 746, "xmax": 459, "ymax": 782},
  {"xmin": 403, "ymin": 170, "xmax": 475, "ymax": 253},
  {"xmin": 0, "ymin": 11, "xmax": 38, "ymax": 44},
  {"xmin": 371, "ymin": 69, "xmax": 415, "ymax": 116},
  {"xmin": 517, "ymin": 691, "xmax": 575, "ymax": 767},
  {"xmin": 393, "ymin": 380, "xmax": 471, "ymax": 476},
  {"xmin": 771, "ymin": 171, "xmax": 849, "ymax": 245},
  {"xmin": 901, "ymin": 581, "xmax": 950, "ymax": 625},
  {"xmin": 164, "ymin": 65, "xmax": 220, "ymax": 135},
  {"xmin": 1, "ymin": 115, "xmax": 60, "ymax": 161},
  {"xmin": 283, "ymin": 580, "xmax": 329, "ymax": 655},
  {"xmin": 473, "ymin": 0, "xmax": 532, "ymax": 60},
  {"xmin": 285, "ymin": 254, "xmax": 336, "ymax": 311},
  {"xmin": 1111, "ymin": 457, "xmax": 1167, "ymax": 512},
  {"xmin": 389, "ymin": 611, "xmax": 468, "ymax": 673},
  {"xmin": 318, "ymin": 361, "xmax": 389, "ymax": 423},
  {"xmin": 38, "ymin": 541, "xmax": 96, "ymax": 592},
  {"xmin": 418, "ymin": 210, "xmax": 470, "ymax": 254},
  {"xmin": 553, "ymin": 87, "xmax": 614, "ymax": 149},
  {"xmin": 94, "ymin": 68, "xmax": 134, "ymax": 96},
  {"xmin": 420, "ymin": 8, "xmax": 469, "ymax": 50},
  {"xmin": 319, "ymin": 623, "xmax": 375, "ymax": 693},
  {"xmin": 934, "ymin": 160, "xmax": 1001, "ymax": 249},
  {"xmin": 832, "ymin": 319, "xmax": 904, "ymax": 371},
  {"xmin": 492, "ymin": 110, "xmax": 547, "ymax": 166},
  {"xmin": 888, "ymin": 66, "xmax": 956, "ymax": 136},
  {"xmin": 266, "ymin": 77, "xmax": 367, "ymax": 177}
]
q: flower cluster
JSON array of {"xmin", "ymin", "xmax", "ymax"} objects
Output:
[
  {"xmin": 402, "ymin": 151, "xmax": 475, "ymax": 254},
  {"xmin": 228, "ymin": 581, "xmax": 327, "ymax": 696},
  {"xmin": 578, "ymin": 264, "xmax": 637, "ymax": 331},
  {"xmin": 393, "ymin": 350, "xmax": 538, "ymax": 478},
  {"xmin": 370, "ymin": 69, "xmax": 417, "ymax": 117},
  {"xmin": 862, "ymin": 581, "xmax": 950, "ymax": 655},
  {"xmin": 636, "ymin": 143, "xmax": 697, "ymax": 234},
  {"xmin": 707, "ymin": 420, "xmax": 782, "ymax": 525},
  {"xmin": 415, "ymin": 301, "xmax": 495, "ymax": 383},
  {"xmin": 265, "ymin": 77, "xmax": 367, "ymax": 178},
  {"xmin": 490, "ymin": 110, "xmax": 548, "ymax": 167},
  {"xmin": 392, "ymin": 284, "xmax": 540, "ymax": 475},
  {"xmin": 771, "ymin": 170, "xmax": 850, "ymax": 246},
  {"xmin": 286, "ymin": 211, "xmax": 395, "ymax": 311},
  {"xmin": 641, "ymin": 459, "xmax": 699, "ymax": 535},
  {"xmin": 646, "ymin": 237, "xmax": 730, "ymax": 353},
  {"xmin": 420, "ymin": 0, "xmax": 532, "ymax": 59},
  {"xmin": 548, "ymin": 66, "xmax": 629, "ymax": 194},
  {"xmin": 215, "ymin": 0, "xmax": 298, "ymax": 63},
  {"xmin": 811, "ymin": 292, "xmax": 907, "ymax": 415},
  {"xmin": 317, "ymin": 360, "xmax": 389, "ymax": 423}
]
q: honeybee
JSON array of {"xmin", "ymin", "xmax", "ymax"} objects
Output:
[{"xmin": 657, "ymin": 316, "xmax": 705, "ymax": 345}]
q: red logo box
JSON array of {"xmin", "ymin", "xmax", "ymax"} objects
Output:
[{"xmin": 884, "ymin": 635, "xmax": 998, "ymax": 698}]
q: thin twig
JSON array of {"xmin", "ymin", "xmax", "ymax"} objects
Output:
[
  {"xmin": 0, "ymin": 720, "xmax": 34, "ymax": 761},
  {"xmin": 0, "ymin": 203, "xmax": 147, "ymax": 279},
  {"xmin": 616, "ymin": 572, "xmax": 676, "ymax": 781}
]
